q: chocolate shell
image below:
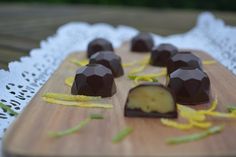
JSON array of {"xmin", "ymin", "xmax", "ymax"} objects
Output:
[
  {"xmin": 150, "ymin": 43, "xmax": 178, "ymax": 67},
  {"xmin": 168, "ymin": 67, "xmax": 210, "ymax": 105},
  {"xmin": 71, "ymin": 64, "xmax": 117, "ymax": 97},
  {"xmin": 89, "ymin": 51, "xmax": 124, "ymax": 77},
  {"xmin": 124, "ymin": 82, "xmax": 177, "ymax": 118},
  {"xmin": 167, "ymin": 52, "xmax": 203, "ymax": 75},
  {"xmin": 87, "ymin": 38, "xmax": 114, "ymax": 58},
  {"xmin": 131, "ymin": 33, "xmax": 154, "ymax": 52}
]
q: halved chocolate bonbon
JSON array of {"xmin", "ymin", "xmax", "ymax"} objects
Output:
[
  {"xmin": 124, "ymin": 82, "xmax": 177, "ymax": 118},
  {"xmin": 150, "ymin": 43, "xmax": 178, "ymax": 67},
  {"xmin": 131, "ymin": 33, "xmax": 154, "ymax": 52},
  {"xmin": 71, "ymin": 64, "xmax": 116, "ymax": 97},
  {"xmin": 89, "ymin": 51, "xmax": 124, "ymax": 77},
  {"xmin": 87, "ymin": 38, "xmax": 114, "ymax": 58},
  {"xmin": 167, "ymin": 67, "xmax": 210, "ymax": 105},
  {"xmin": 167, "ymin": 52, "xmax": 203, "ymax": 75}
]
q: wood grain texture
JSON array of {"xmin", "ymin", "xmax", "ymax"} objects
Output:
[{"xmin": 3, "ymin": 43, "xmax": 236, "ymax": 157}]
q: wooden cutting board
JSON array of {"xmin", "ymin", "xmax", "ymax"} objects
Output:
[{"xmin": 3, "ymin": 43, "xmax": 236, "ymax": 157}]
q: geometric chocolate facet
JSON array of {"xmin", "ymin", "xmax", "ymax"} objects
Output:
[
  {"xmin": 150, "ymin": 43, "xmax": 178, "ymax": 67},
  {"xmin": 87, "ymin": 38, "xmax": 114, "ymax": 58},
  {"xmin": 89, "ymin": 51, "xmax": 124, "ymax": 77},
  {"xmin": 167, "ymin": 52, "xmax": 203, "ymax": 75},
  {"xmin": 124, "ymin": 82, "xmax": 177, "ymax": 118},
  {"xmin": 168, "ymin": 68, "xmax": 210, "ymax": 105},
  {"xmin": 71, "ymin": 64, "xmax": 117, "ymax": 97},
  {"xmin": 131, "ymin": 33, "xmax": 154, "ymax": 53}
]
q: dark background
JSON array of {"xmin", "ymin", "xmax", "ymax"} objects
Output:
[
  {"xmin": 1, "ymin": 0, "xmax": 236, "ymax": 11},
  {"xmin": 0, "ymin": 0, "xmax": 235, "ymax": 70}
]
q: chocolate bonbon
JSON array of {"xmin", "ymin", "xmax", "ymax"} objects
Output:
[
  {"xmin": 89, "ymin": 51, "xmax": 124, "ymax": 77},
  {"xmin": 167, "ymin": 52, "xmax": 203, "ymax": 75},
  {"xmin": 71, "ymin": 64, "xmax": 116, "ymax": 97},
  {"xmin": 124, "ymin": 83, "xmax": 177, "ymax": 118},
  {"xmin": 150, "ymin": 43, "xmax": 178, "ymax": 67},
  {"xmin": 168, "ymin": 67, "xmax": 210, "ymax": 105},
  {"xmin": 87, "ymin": 38, "xmax": 114, "ymax": 58},
  {"xmin": 131, "ymin": 33, "xmax": 154, "ymax": 52}
]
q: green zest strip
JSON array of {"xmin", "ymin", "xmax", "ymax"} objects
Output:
[
  {"xmin": 48, "ymin": 118, "xmax": 91, "ymax": 138},
  {"xmin": 166, "ymin": 125, "xmax": 224, "ymax": 145},
  {"xmin": 43, "ymin": 93, "xmax": 101, "ymax": 101},
  {"xmin": 49, "ymin": 114, "xmax": 104, "ymax": 138},
  {"xmin": 90, "ymin": 114, "xmax": 104, "ymax": 119},
  {"xmin": 112, "ymin": 127, "xmax": 133, "ymax": 143},
  {"xmin": 0, "ymin": 102, "xmax": 18, "ymax": 116},
  {"xmin": 227, "ymin": 106, "xmax": 236, "ymax": 113}
]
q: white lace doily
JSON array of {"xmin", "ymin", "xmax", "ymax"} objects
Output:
[{"xmin": 0, "ymin": 12, "xmax": 236, "ymax": 142}]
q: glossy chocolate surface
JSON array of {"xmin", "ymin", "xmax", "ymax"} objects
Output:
[
  {"xmin": 150, "ymin": 43, "xmax": 178, "ymax": 67},
  {"xmin": 87, "ymin": 38, "xmax": 114, "ymax": 58},
  {"xmin": 167, "ymin": 52, "xmax": 203, "ymax": 75},
  {"xmin": 168, "ymin": 67, "xmax": 210, "ymax": 105},
  {"xmin": 131, "ymin": 33, "xmax": 154, "ymax": 52},
  {"xmin": 71, "ymin": 64, "xmax": 116, "ymax": 97},
  {"xmin": 89, "ymin": 51, "xmax": 124, "ymax": 77}
]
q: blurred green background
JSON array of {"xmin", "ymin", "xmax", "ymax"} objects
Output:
[{"xmin": 1, "ymin": 0, "xmax": 236, "ymax": 11}]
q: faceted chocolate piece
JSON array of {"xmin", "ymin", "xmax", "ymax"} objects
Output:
[
  {"xmin": 168, "ymin": 68, "xmax": 210, "ymax": 105},
  {"xmin": 167, "ymin": 52, "xmax": 203, "ymax": 75},
  {"xmin": 178, "ymin": 51, "xmax": 193, "ymax": 55},
  {"xmin": 89, "ymin": 51, "xmax": 124, "ymax": 77},
  {"xmin": 150, "ymin": 43, "xmax": 178, "ymax": 67},
  {"xmin": 131, "ymin": 33, "xmax": 154, "ymax": 52},
  {"xmin": 87, "ymin": 38, "xmax": 114, "ymax": 58},
  {"xmin": 71, "ymin": 64, "xmax": 117, "ymax": 97},
  {"xmin": 124, "ymin": 82, "xmax": 177, "ymax": 118}
]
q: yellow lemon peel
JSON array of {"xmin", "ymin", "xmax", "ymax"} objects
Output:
[
  {"xmin": 128, "ymin": 68, "xmax": 167, "ymax": 83},
  {"xmin": 163, "ymin": 96, "xmax": 235, "ymax": 144},
  {"xmin": 122, "ymin": 61, "xmax": 137, "ymax": 67},
  {"xmin": 128, "ymin": 65, "xmax": 147, "ymax": 75},
  {"xmin": 197, "ymin": 97, "xmax": 236, "ymax": 118},
  {"xmin": 160, "ymin": 118, "xmax": 193, "ymax": 130},
  {"xmin": 65, "ymin": 77, "xmax": 74, "ymax": 87},
  {"xmin": 177, "ymin": 104, "xmax": 206, "ymax": 121},
  {"xmin": 134, "ymin": 77, "xmax": 154, "ymax": 84},
  {"xmin": 203, "ymin": 60, "xmax": 217, "ymax": 65},
  {"xmin": 71, "ymin": 59, "xmax": 89, "ymax": 66},
  {"xmin": 189, "ymin": 120, "xmax": 212, "ymax": 129},
  {"xmin": 198, "ymin": 97, "xmax": 218, "ymax": 114},
  {"xmin": 43, "ymin": 93, "xmax": 101, "ymax": 101},
  {"xmin": 42, "ymin": 97, "xmax": 112, "ymax": 109},
  {"xmin": 128, "ymin": 55, "xmax": 150, "ymax": 74},
  {"xmin": 202, "ymin": 111, "xmax": 236, "ymax": 118}
]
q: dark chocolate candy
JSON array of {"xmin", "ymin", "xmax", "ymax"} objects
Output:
[
  {"xmin": 167, "ymin": 52, "xmax": 203, "ymax": 75},
  {"xmin": 124, "ymin": 82, "xmax": 177, "ymax": 118},
  {"xmin": 71, "ymin": 64, "xmax": 116, "ymax": 97},
  {"xmin": 89, "ymin": 51, "xmax": 124, "ymax": 77},
  {"xmin": 150, "ymin": 43, "xmax": 178, "ymax": 67},
  {"xmin": 87, "ymin": 38, "xmax": 114, "ymax": 58},
  {"xmin": 168, "ymin": 67, "xmax": 210, "ymax": 105},
  {"xmin": 131, "ymin": 33, "xmax": 154, "ymax": 52},
  {"xmin": 178, "ymin": 51, "xmax": 193, "ymax": 54}
]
